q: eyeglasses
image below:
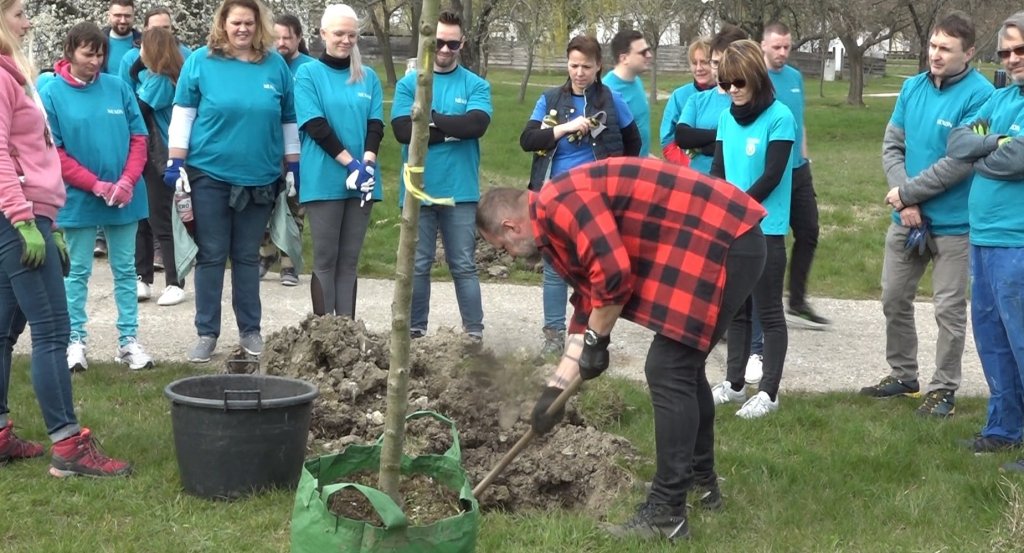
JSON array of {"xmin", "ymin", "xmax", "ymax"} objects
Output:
[
  {"xmin": 997, "ymin": 44, "xmax": 1024, "ymax": 60},
  {"xmin": 436, "ymin": 39, "xmax": 462, "ymax": 51},
  {"xmin": 635, "ymin": 47, "xmax": 652, "ymax": 57},
  {"xmin": 691, "ymin": 60, "xmax": 711, "ymax": 67},
  {"xmin": 718, "ymin": 79, "xmax": 747, "ymax": 91},
  {"xmin": 710, "ymin": 59, "xmax": 721, "ymax": 69}
]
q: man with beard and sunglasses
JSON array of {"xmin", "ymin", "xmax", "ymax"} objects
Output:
[
  {"xmin": 948, "ymin": 11, "xmax": 1024, "ymax": 464},
  {"xmin": 476, "ymin": 157, "xmax": 766, "ymax": 541},
  {"xmin": 390, "ymin": 9, "xmax": 492, "ymax": 346},
  {"xmin": 861, "ymin": 11, "xmax": 992, "ymax": 421}
]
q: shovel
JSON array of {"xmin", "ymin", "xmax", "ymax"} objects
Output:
[{"xmin": 472, "ymin": 375, "xmax": 584, "ymax": 497}]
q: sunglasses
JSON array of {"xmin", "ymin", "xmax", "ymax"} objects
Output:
[
  {"xmin": 718, "ymin": 79, "xmax": 747, "ymax": 91},
  {"xmin": 436, "ymin": 39, "xmax": 463, "ymax": 51},
  {"xmin": 997, "ymin": 44, "xmax": 1024, "ymax": 60},
  {"xmin": 636, "ymin": 47, "xmax": 652, "ymax": 56}
]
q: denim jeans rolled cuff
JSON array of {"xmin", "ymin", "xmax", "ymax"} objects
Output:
[
  {"xmin": 411, "ymin": 203, "xmax": 485, "ymax": 333},
  {"xmin": 0, "ymin": 215, "xmax": 79, "ymax": 438},
  {"xmin": 190, "ymin": 172, "xmax": 276, "ymax": 338},
  {"xmin": 542, "ymin": 259, "xmax": 568, "ymax": 332}
]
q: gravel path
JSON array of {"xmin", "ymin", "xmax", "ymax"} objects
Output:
[{"xmin": 27, "ymin": 262, "xmax": 987, "ymax": 397}]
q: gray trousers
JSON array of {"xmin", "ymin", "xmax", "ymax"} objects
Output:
[
  {"xmin": 305, "ymin": 199, "xmax": 372, "ymax": 318},
  {"xmin": 880, "ymin": 223, "xmax": 968, "ymax": 392}
]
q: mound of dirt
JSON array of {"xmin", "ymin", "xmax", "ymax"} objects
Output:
[{"xmin": 262, "ymin": 315, "xmax": 640, "ymax": 515}]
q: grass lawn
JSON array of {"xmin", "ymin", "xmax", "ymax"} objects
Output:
[{"xmin": 1, "ymin": 360, "xmax": 1020, "ymax": 552}]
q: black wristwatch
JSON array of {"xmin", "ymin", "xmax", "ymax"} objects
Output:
[{"xmin": 584, "ymin": 328, "xmax": 609, "ymax": 347}]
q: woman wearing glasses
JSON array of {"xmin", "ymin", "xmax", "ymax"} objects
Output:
[
  {"xmin": 659, "ymin": 38, "xmax": 713, "ymax": 164},
  {"xmin": 519, "ymin": 34, "xmax": 642, "ymax": 360},
  {"xmin": 708, "ymin": 39, "xmax": 795, "ymax": 419}
]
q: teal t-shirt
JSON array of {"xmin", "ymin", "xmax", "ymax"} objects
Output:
[
  {"xmin": 391, "ymin": 65, "xmax": 492, "ymax": 205},
  {"xmin": 287, "ymin": 53, "xmax": 315, "ymax": 75},
  {"xmin": 105, "ymin": 33, "xmax": 135, "ymax": 74},
  {"xmin": 294, "ymin": 61, "xmax": 384, "ymax": 203},
  {"xmin": 174, "ymin": 47, "xmax": 296, "ymax": 185},
  {"xmin": 680, "ymin": 88, "xmax": 732, "ymax": 175},
  {"xmin": 768, "ymin": 64, "xmax": 806, "ymax": 169},
  {"xmin": 603, "ymin": 71, "xmax": 650, "ymax": 156},
  {"xmin": 35, "ymin": 72, "xmax": 56, "ymax": 93},
  {"xmin": 40, "ymin": 74, "xmax": 149, "ymax": 228},
  {"xmin": 660, "ymin": 82, "xmax": 699, "ymax": 148},
  {"xmin": 136, "ymin": 71, "xmax": 175, "ymax": 142},
  {"xmin": 890, "ymin": 69, "xmax": 992, "ymax": 235},
  {"xmin": 964, "ymin": 85, "xmax": 1024, "ymax": 247},
  {"xmin": 717, "ymin": 100, "xmax": 796, "ymax": 235},
  {"xmin": 529, "ymin": 89, "xmax": 634, "ymax": 178},
  {"xmin": 118, "ymin": 44, "xmax": 192, "ymax": 85}
]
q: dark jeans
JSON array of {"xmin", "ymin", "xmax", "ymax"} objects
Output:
[
  {"xmin": 136, "ymin": 163, "xmax": 181, "ymax": 288},
  {"xmin": 646, "ymin": 226, "xmax": 765, "ymax": 506},
  {"xmin": 191, "ymin": 173, "xmax": 275, "ymax": 338},
  {"xmin": 787, "ymin": 163, "xmax": 819, "ymax": 308},
  {"xmin": 0, "ymin": 216, "xmax": 80, "ymax": 441},
  {"xmin": 726, "ymin": 235, "xmax": 788, "ymax": 397}
]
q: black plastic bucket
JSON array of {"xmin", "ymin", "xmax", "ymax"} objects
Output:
[{"xmin": 164, "ymin": 374, "xmax": 319, "ymax": 499}]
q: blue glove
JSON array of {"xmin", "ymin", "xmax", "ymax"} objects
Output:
[
  {"xmin": 344, "ymin": 159, "xmax": 364, "ymax": 191},
  {"xmin": 285, "ymin": 161, "xmax": 300, "ymax": 197},
  {"xmin": 904, "ymin": 219, "xmax": 932, "ymax": 256},
  {"xmin": 163, "ymin": 158, "xmax": 184, "ymax": 189}
]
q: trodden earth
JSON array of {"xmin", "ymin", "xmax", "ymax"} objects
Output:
[{"xmin": 16, "ymin": 258, "xmax": 989, "ymax": 514}]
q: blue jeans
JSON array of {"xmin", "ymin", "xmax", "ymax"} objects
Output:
[
  {"xmin": 972, "ymin": 245, "xmax": 1024, "ymax": 442},
  {"xmin": 0, "ymin": 216, "xmax": 79, "ymax": 441},
  {"xmin": 65, "ymin": 222, "xmax": 139, "ymax": 345},
  {"xmin": 191, "ymin": 174, "xmax": 275, "ymax": 338},
  {"xmin": 411, "ymin": 203, "xmax": 484, "ymax": 334},
  {"xmin": 542, "ymin": 259, "xmax": 568, "ymax": 332}
]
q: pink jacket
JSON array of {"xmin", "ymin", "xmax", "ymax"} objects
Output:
[{"xmin": 0, "ymin": 55, "xmax": 63, "ymax": 223}]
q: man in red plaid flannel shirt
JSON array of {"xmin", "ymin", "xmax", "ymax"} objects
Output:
[{"xmin": 477, "ymin": 157, "xmax": 766, "ymax": 541}]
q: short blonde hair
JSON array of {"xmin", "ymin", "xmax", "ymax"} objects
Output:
[
  {"xmin": 207, "ymin": 0, "xmax": 274, "ymax": 61},
  {"xmin": 687, "ymin": 38, "xmax": 710, "ymax": 65}
]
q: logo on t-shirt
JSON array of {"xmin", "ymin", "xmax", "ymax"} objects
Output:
[
  {"xmin": 1011, "ymin": 123, "xmax": 1021, "ymax": 134},
  {"xmin": 746, "ymin": 137, "xmax": 761, "ymax": 156},
  {"xmin": 935, "ymin": 118, "xmax": 953, "ymax": 128},
  {"xmin": 455, "ymin": 97, "xmax": 468, "ymax": 105},
  {"xmin": 357, "ymin": 92, "xmax": 372, "ymax": 100},
  {"xmin": 263, "ymin": 83, "xmax": 279, "ymax": 93},
  {"xmin": 107, "ymin": 108, "xmax": 124, "ymax": 115}
]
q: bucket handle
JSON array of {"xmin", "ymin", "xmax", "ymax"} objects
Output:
[
  {"xmin": 375, "ymin": 410, "xmax": 462, "ymax": 462},
  {"xmin": 222, "ymin": 389, "xmax": 262, "ymax": 411}
]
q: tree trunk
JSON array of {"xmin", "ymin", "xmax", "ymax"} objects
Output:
[
  {"xmin": 367, "ymin": 7, "xmax": 398, "ymax": 87},
  {"xmin": 844, "ymin": 43, "xmax": 866, "ymax": 106},
  {"xmin": 648, "ymin": 48, "xmax": 659, "ymax": 106},
  {"xmin": 519, "ymin": 43, "xmax": 535, "ymax": 103},
  {"xmin": 378, "ymin": 0, "xmax": 439, "ymax": 504}
]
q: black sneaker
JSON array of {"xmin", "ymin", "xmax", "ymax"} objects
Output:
[
  {"xmin": 602, "ymin": 502, "xmax": 689, "ymax": 541},
  {"xmin": 859, "ymin": 376, "xmax": 921, "ymax": 398},
  {"xmin": 410, "ymin": 329, "xmax": 426, "ymax": 340},
  {"xmin": 917, "ymin": 390, "xmax": 955, "ymax": 418},
  {"xmin": 691, "ymin": 480, "xmax": 723, "ymax": 511},
  {"xmin": 785, "ymin": 303, "xmax": 831, "ymax": 330},
  {"xmin": 258, "ymin": 254, "xmax": 278, "ymax": 279},
  {"xmin": 93, "ymin": 237, "xmax": 107, "ymax": 258},
  {"xmin": 958, "ymin": 434, "xmax": 1021, "ymax": 454}
]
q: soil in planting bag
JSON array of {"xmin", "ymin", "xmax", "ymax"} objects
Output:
[{"xmin": 291, "ymin": 411, "xmax": 479, "ymax": 553}]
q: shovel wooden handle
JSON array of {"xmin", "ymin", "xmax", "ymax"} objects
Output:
[{"xmin": 472, "ymin": 375, "xmax": 584, "ymax": 498}]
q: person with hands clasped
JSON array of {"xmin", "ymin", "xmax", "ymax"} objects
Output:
[
  {"xmin": 477, "ymin": 157, "xmax": 766, "ymax": 541},
  {"xmin": 165, "ymin": 0, "xmax": 298, "ymax": 364},
  {"xmin": 294, "ymin": 3, "xmax": 383, "ymax": 318},
  {"xmin": 0, "ymin": 0, "xmax": 132, "ymax": 478},
  {"xmin": 40, "ymin": 21, "xmax": 153, "ymax": 372}
]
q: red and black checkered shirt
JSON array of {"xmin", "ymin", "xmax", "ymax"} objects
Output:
[{"xmin": 530, "ymin": 157, "xmax": 766, "ymax": 352}]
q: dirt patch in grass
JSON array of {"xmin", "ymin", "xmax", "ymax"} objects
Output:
[
  {"xmin": 327, "ymin": 470, "xmax": 464, "ymax": 527},
  {"xmin": 263, "ymin": 315, "xmax": 639, "ymax": 515}
]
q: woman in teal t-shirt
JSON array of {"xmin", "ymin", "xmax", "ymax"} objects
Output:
[
  {"xmin": 163, "ymin": 0, "xmax": 298, "ymax": 363},
  {"xmin": 708, "ymin": 40, "xmax": 795, "ymax": 420},
  {"xmin": 294, "ymin": 4, "xmax": 383, "ymax": 319}
]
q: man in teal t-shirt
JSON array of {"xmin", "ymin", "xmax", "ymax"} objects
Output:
[
  {"xmin": 859, "ymin": 12, "xmax": 993, "ymax": 419},
  {"xmin": 390, "ymin": 10, "xmax": 492, "ymax": 344},
  {"xmin": 102, "ymin": 0, "xmax": 140, "ymax": 74},
  {"xmin": 603, "ymin": 29, "xmax": 652, "ymax": 156}
]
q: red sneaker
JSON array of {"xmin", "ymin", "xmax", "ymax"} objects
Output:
[
  {"xmin": 49, "ymin": 429, "xmax": 132, "ymax": 478},
  {"xmin": 0, "ymin": 420, "xmax": 45, "ymax": 463}
]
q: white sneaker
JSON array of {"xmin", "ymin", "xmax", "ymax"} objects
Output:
[
  {"xmin": 115, "ymin": 338, "xmax": 154, "ymax": 370},
  {"xmin": 157, "ymin": 285, "xmax": 186, "ymax": 306},
  {"xmin": 711, "ymin": 380, "xmax": 746, "ymax": 405},
  {"xmin": 744, "ymin": 354, "xmax": 763, "ymax": 385},
  {"xmin": 67, "ymin": 340, "xmax": 87, "ymax": 372},
  {"xmin": 137, "ymin": 277, "xmax": 151, "ymax": 301},
  {"xmin": 737, "ymin": 391, "xmax": 779, "ymax": 419}
]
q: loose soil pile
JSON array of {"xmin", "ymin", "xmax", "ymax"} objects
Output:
[{"xmin": 262, "ymin": 315, "xmax": 640, "ymax": 515}]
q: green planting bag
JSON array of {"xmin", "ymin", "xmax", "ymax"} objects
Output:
[{"xmin": 290, "ymin": 411, "xmax": 479, "ymax": 553}]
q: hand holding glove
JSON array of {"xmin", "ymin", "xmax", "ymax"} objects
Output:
[
  {"xmin": 105, "ymin": 179, "xmax": 133, "ymax": 208},
  {"xmin": 344, "ymin": 159, "xmax": 364, "ymax": 191},
  {"xmin": 578, "ymin": 329, "xmax": 611, "ymax": 380},
  {"xmin": 971, "ymin": 119, "xmax": 990, "ymax": 136},
  {"xmin": 90, "ymin": 180, "xmax": 113, "ymax": 199},
  {"xmin": 164, "ymin": 158, "xmax": 185, "ymax": 189},
  {"xmin": 999, "ymin": 136, "xmax": 1014, "ymax": 148},
  {"xmin": 285, "ymin": 161, "xmax": 300, "ymax": 198},
  {"xmin": 52, "ymin": 228, "xmax": 70, "ymax": 277},
  {"xmin": 904, "ymin": 218, "xmax": 932, "ymax": 256},
  {"xmin": 357, "ymin": 160, "xmax": 375, "ymax": 206},
  {"xmin": 531, "ymin": 386, "xmax": 566, "ymax": 434},
  {"xmin": 13, "ymin": 220, "xmax": 44, "ymax": 269}
]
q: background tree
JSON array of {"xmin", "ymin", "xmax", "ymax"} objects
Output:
[{"xmin": 823, "ymin": 0, "xmax": 907, "ymax": 106}]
